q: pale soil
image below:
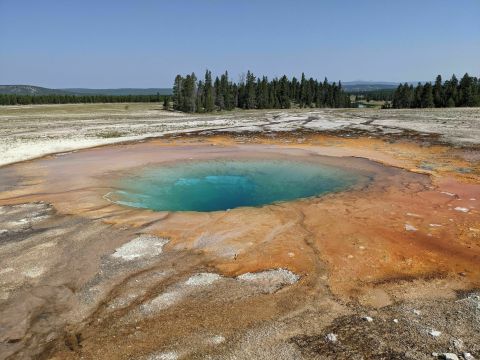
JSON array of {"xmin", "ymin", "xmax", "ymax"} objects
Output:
[
  {"xmin": 1, "ymin": 104, "xmax": 479, "ymax": 167},
  {"xmin": 0, "ymin": 107, "xmax": 479, "ymax": 360}
]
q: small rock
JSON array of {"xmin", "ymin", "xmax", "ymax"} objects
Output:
[
  {"xmin": 406, "ymin": 212, "xmax": 422, "ymax": 218},
  {"xmin": 413, "ymin": 309, "xmax": 421, "ymax": 315},
  {"xmin": 405, "ymin": 224, "xmax": 418, "ymax": 231},
  {"xmin": 393, "ymin": 319, "xmax": 399, "ymax": 323},
  {"xmin": 441, "ymin": 191, "xmax": 456, "ymax": 197},
  {"xmin": 429, "ymin": 329, "xmax": 442, "ymax": 337},
  {"xmin": 362, "ymin": 316, "xmax": 373, "ymax": 322},
  {"xmin": 325, "ymin": 333, "xmax": 337, "ymax": 343},
  {"xmin": 440, "ymin": 354, "xmax": 459, "ymax": 360},
  {"xmin": 454, "ymin": 207, "xmax": 469, "ymax": 213},
  {"xmin": 463, "ymin": 353, "xmax": 475, "ymax": 360}
]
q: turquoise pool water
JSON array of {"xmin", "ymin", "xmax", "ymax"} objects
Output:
[{"xmin": 106, "ymin": 159, "xmax": 363, "ymax": 212}]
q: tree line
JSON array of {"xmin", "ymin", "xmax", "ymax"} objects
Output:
[
  {"xmin": 390, "ymin": 74, "xmax": 480, "ymax": 109},
  {"xmin": 171, "ymin": 70, "xmax": 351, "ymax": 112},
  {"xmin": 352, "ymin": 89, "xmax": 395, "ymax": 102},
  {"xmin": 0, "ymin": 93, "xmax": 166, "ymax": 106}
]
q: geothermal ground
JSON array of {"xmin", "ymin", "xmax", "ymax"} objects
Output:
[{"xmin": 0, "ymin": 104, "xmax": 479, "ymax": 360}]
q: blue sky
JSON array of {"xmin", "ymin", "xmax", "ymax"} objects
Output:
[{"xmin": 1, "ymin": 0, "xmax": 479, "ymax": 88}]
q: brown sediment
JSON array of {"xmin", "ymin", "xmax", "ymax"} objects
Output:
[{"xmin": 0, "ymin": 132, "xmax": 479, "ymax": 359}]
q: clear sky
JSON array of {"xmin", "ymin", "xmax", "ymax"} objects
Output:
[{"xmin": 1, "ymin": 0, "xmax": 479, "ymax": 88}]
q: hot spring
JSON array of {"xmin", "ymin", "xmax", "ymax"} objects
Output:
[{"xmin": 106, "ymin": 159, "xmax": 367, "ymax": 212}]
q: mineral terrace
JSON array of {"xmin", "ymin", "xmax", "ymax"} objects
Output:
[{"xmin": 0, "ymin": 104, "xmax": 479, "ymax": 360}]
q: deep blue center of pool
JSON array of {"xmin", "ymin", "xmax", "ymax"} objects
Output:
[{"xmin": 107, "ymin": 159, "xmax": 363, "ymax": 212}]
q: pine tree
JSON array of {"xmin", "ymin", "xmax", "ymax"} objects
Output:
[
  {"xmin": 172, "ymin": 75, "xmax": 183, "ymax": 110},
  {"xmin": 278, "ymin": 75, "xmax": 290, "ymax": 108},
  {"xmin": 220, "ymin": 71, "xmax": 231, "ymax": 110},
  {"xmin": 180, "ymin": 73, "xmax": 197, "ymax": 112},
  {"xmin": 413, "ymin": 83, "xmax": 423, "ymax": 108},
  {"xmin": 299, "ymin": 73, "xmax": 307, "ymax": 107},
  {"xmin": 256, "ymin": 76, "xmax": 269, "ymax": 109},
  {"xmin": 433, "ymin": 75, "xmax": 444, "ymax": 107},
  {"xmin": 203, "ymin": 70, "xmax": 215, "ymax": 112},
  {"xmin": 245, "ymin": 71, "xmax": 256, "ymax": 109},
  {"xmin": 459, "ymin": 73, "xmax": 475, "ymax": 107},
  {"xmin": 420, "ymin": 83, "xmax": 434, "ymax": 108},
  {"xmin": 196, "ymin": 80, "xmax": 204, "ymax": 113}
]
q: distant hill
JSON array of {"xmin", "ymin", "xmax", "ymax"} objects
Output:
[
  {"xmin": 0, "ymin": 85, "xmax": 172, "ymax": 96},
  {"xmin": 4, "ymin": 82, "xmax": 430, "ymax": 96},
  {"xmin": 342, "ymin": 81, "xmax": 399, "ymax": 92},
  {"xmin": 0, "ymin": 85, "xmax": 74, "ymax": 95}
]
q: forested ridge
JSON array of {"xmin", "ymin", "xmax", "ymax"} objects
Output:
[
  {"xmin": 0, "ymin": 93, "xmax": 165, "ymax": 106},
  {"xmin": 171, "ymin": 70, "xmax": 351, "ymax": 113},
  {"xmin": 3, "ymin": 72, "xmax": 479, "ymax": 110},
  {"xmin": 390, "ymin": 73, "xmax": 480, "ymax": 109}
]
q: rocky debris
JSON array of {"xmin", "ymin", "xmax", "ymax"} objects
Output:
[
  {"xmin": 291, "ymin": 292, "xmax": 480, "ymax": 360},
  {"xmin": 111, "ymin": 234, "xmax": 168, "ymax": 261},
  {"xmin": 362, "ymin": 316, "xmax": 374, "ymax": 322},
  {"xmin": 463, "ymin": 353, "xmax": 475, "ymax": 360}
]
